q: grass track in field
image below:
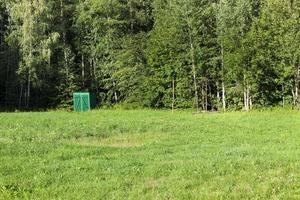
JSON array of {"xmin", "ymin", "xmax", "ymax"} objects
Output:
[{"xmin": 1, "ymin": 110, "xmax": 300, "ymax": 199}]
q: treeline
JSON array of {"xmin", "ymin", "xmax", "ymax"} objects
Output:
[{"xmin": 0, "ymin": 0, "xmax": 300, "ymax": 111}]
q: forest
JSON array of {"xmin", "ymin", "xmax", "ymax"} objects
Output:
[{"xmin": 0, "ymin": 0, "xmax": 299, "ymax": 111}]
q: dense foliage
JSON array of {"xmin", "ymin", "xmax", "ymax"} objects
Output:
[{"xmin": 0, "ymin": 0, "xmax": 300, "ymax": 111}]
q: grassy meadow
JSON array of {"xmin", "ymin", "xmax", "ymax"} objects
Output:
[{"xmin": 1, "ymin": 109, "xmax": 300, "ymax": 199}]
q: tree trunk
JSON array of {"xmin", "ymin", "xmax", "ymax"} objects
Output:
[
  {"xmin": 113, "ymin": 81, "xmax": 118, "ymax": 103},
  {"xmin": 5, "ymin": 52, "xmax": 10, "ymax": 108},
  {"xmin": 295, "ymin": 64, "xmax": 299, "ymax": 107},
  {"xmin": 202, "ymin": 80, "xmax": 208, "ymax": 112},
  {"xmin": 243, "ymin": 75, "xmax": 250, "ymax": 112},
  {"xmin": 19, "ymin": 83, "xmax": 23, "ymax": 109},
  {"xmin": 249, "ymin": 95, "xmax": 253, "ymax": 110},
  {"xmin": 221, "ymin": 44, "xmax": 226, "ymax": 112},
  {"xmin": 61, "ymin": 0, "xmax": 70, "ymax": 102},
  {"xmin": 172, "ymin": 76, "xmax": 175, "ymax": 113},
  {"xmin": 92, "ymin": 58, "xmax": 98, "ymax": 94},
  {"xmin": 205, "ymin": 81, "xmax": 208, "ymax": 111},
  {"xmin": 192, "ymin": 62, "xmax": 199, "ymax": 111},
  {"xmin": 201, "ymin": 83, "xmax": 204, "ymax": 111},
  {"xmin": 243, "ymin": 86, "xmax": 247, "ymax": 111},
  {"xmin": 222, "ymin": 81, "xmax": 226, "ymax": 112},
  {"xmin": 209, "ymin": 84, "xmax": 213, "ymax": 111},
  {"xmin": 81, "ymin": 54, "xmax": 85, "ymax": 88},
  {"xmin": 187, "ymin": 20, "xmax": 199, "ymax": 111},
  {"xmin": 26, "ymin": 0, "xmax": 33, "ymax": 109},
  {"xmin": 282, "ymin": 84, "xmax": 285, "ymax": 108},
  {"xmin": 217, "ymin": 83, "xmax": 220, "ymax": 110},
  {"xmin": 247, "ymin": 84, "xmax": 250, "ymax": 111},
  {"xmin": 26, "ymin": 70, "xmax": 31, "ymax": 108},
  {"xmin": 292, "ymin": 88, "xmax": 296, "ymax": 107},
  {"xmin": 293, "ymin": 64, "xmax": 299, "ymax": 108}
]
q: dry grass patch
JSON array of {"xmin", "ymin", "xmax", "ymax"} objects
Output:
[
  {"xmin": 62, "ymin": 134, "xmax": 151, "ymax": 148},
  {"xmin": 0, "ymin": 137, "xmax": 13, "ymax": 144}
]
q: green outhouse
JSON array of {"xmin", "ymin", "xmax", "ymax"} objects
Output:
[{"xmin": 73, "ymin": 92, "xmax": 96, "ymax": 112}]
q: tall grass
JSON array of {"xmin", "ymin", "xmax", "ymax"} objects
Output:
[{"xmin": 1, "ymin": 109, "xmax": 300, "ymax": 199}]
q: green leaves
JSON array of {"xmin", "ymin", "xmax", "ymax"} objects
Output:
[{"xmin": 2, "ymin": 0, "xmax": 300, "ymax": 110}]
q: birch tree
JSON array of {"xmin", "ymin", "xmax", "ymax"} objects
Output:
[{"xmin": 7, "ymin": 0, "xmax": 59, "ymax": 108}]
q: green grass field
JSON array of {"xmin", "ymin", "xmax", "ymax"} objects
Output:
[{"xmin": 1, "ymin": 110, "xmax": 300, "ymax": 199}]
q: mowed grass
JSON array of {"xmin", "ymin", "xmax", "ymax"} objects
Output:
[{"xmin": 1, "ymin": 109, "xmax": 300, "ymax": 199}]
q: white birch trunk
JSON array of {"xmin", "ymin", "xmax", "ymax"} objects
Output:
[
  {"xmin": 222, "ymin": 81, "xmax": 226, "ymax": 112},
  {"xmin": 221, "ymin": 44, "xmax": 226, "ymax": 112},
  {"xmin": 187, "ymin": 23, "xmax": 199, "ymax": 111}
]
